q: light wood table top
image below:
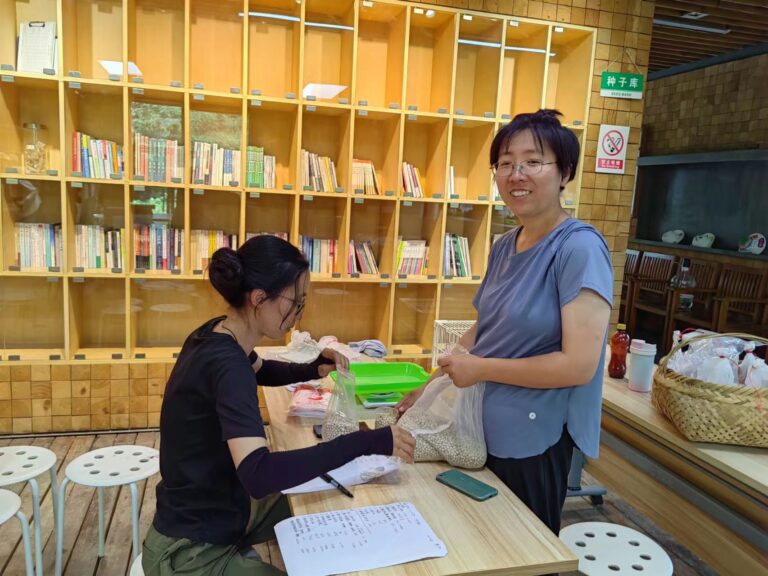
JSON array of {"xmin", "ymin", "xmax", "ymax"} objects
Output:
[
  {"xmin": 602, "ymin": 374, "xmax": 768, "ymax": 501},
  {"xmin": 263, "ymin": 385, "xmax": 578, "ymax": 576}
]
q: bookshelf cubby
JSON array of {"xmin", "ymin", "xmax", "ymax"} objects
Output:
[
  {"xmin": 189, "ymin": 0, "xmax": 244, "ymax": 95},
  {"xmin": 356, "ymin": 1, "xmax": 406, "ymax": 110},
  {"xmin": 0, "ymin": 0, "xmax": 596, "ymax": 369},
  {"xmin": 406, "ymin": 7, "xmax": 455, "ymax": 114},
  {"xmin": 454, "ymin": 14, "xmax": 502, "ymax": 118},
  {"xmin": 247, "ymin": 1, "xmax": 302, "ymax": 99},
  {"xmin": 500, "ymin": 20, "xmax": 549, "ymax": 120},
  {"xmin": 128, "ymin": 0, "xmax": 186, "ymax": 87},
  {"xmin": 349, "ymin": 196, "xmax": 396, "ymax": 277},
  {"xmin": 68, "ymin": 277, "xmax": 127, "ymax": 359},
  {"xmin": 392, "ymin": 282, "xmax": 437, "ymax": 354},
  {"xmin": 129, "ymin": 89, "xmax": 185, "ymax": 183},
  {"xmin": 0, "ymin": 76, "xmax": 62, "ymax": 175},
  {"xmin": 352, "ymin": 110, "xmax": 401, "ymax": 195},
  {"xmin": 439, "ymin": 283, "xmax": 479, "ymax": 321},
  {"xmin": 402, "ymin": 114, "xmax": 449, "ymax": 198},
  {"xmin": 62, "ymin": 0, "xmax": 123, "ymax": 81},
  {"xmin": 449, "ymin": 119, "xmax": 494, "ymax": 201}
]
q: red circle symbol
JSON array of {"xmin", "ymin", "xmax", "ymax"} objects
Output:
[{"xmin": 601, "ymin": 130, "xmax": 624, "ymax": 156}]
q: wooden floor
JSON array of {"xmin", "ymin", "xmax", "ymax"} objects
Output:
[{"xmin": 0, "ymin": 431, "xmax": 716, "ymax": 576}]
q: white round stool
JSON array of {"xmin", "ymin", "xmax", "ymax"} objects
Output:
[
  {"xmin": 0, "ymin": 445, "xmax": 58, "ymax": 576},
  {"xmin": 560, "ymin": 521, "xmax": 673, "ymax": 576},
  {"xmin": 0, "ymin": 489, "xmax": 35, "ymax": 576},
  {"xmin": 130, "ymin": 553, "xmax": 144, "ymax": 575},
  {"xmin": 54, "ymin": 445, "xmax": 159, "ymax": 576}
]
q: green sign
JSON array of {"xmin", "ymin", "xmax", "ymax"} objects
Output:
[{"xmin": 600, "ymin": 72, "xmax": 643, "ymax": 99}]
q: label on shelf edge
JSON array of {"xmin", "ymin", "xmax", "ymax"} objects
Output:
[
  {"xmin": 135, "ymin": 353, "xmax": 146, "ymax": 359},
  {"xmin": 9, "ymin": 355, "xmax": 20, "ymax": 361},
  {"xmin": 49, "ymin": 354, "xmax": 61, "ymax": 360},
  {"xmin": 1, "ymin": 75, "xmax": 13, "ymax": 83},
  {"xmin": 74, "ymin": 354, "xmax": 85, "ymax": 360},
  {"xmin": 112, "ymin": 353, "xmax": 123, "ymax": 359}
]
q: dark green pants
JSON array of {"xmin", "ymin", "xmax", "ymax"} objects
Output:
[{"xmin": 142, "ymin": 493, "xmax": 291, "ymax": 575}]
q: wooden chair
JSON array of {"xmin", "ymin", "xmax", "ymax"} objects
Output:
[
  {"xmin": 626, "ymin": 252, "xmax": 677, "ymax": 337},
  {"xmin": 714, "ymin": 266, "xmax": 768, "ymax": 337},
  {"xmin": 666, "ymin": 259, "xmax": 722, "ymax": 351},
  {"xmin": 618, "ymin": 249, "xmax": 641, "ymax": 324}
]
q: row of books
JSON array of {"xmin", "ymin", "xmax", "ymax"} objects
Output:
[
  {"xmin": 246, "ymin": 146, "xmax": 276, "ymax": 189},
  {"xmin": 348, "ymin": 240, "xmax": 379, "ymax": 275},
  {"xmin": 192, "ymin": 141, "xmax": 241, "ymax": 186},
  {"xmin": 190, "ymin": 230, "xmax": 238, "ymax": 271},
  {"xmin": 299, "ymin": 235, "xmax": 338, "ymax": 274},
  {"xmin": 134, "ymin": 224, "xmax": 183, "ymax": 271},
  {"xmin": 301, "ymin": 150, "xmax": 339, "ymax": 192},
  {"xmin": 14, "ymin": 223, "xmax": 62, "ymax": 270},
  {"xmin": 134, "ymin": 133, "xmax": 184, "ymax": 183},
  {"xmin": 402, "ymin": 162, "xmax": 425, "ymax": 197},
  {"xmin": 351, "ymin": 159, "xmax": 380, "ymax": 195},
  {"xmin": 444, "ymin": 233, "xmax": 472, "ymax": 278},
  {"xmin": 74, "ymin": 225, "xmax": 125, "ymax": 270},
  {"xmin": 71, "ymin": 132, "xmax": 124, "ymax": 179},
  {"xmin": 395, "ymin": 238, "xmax": 428, "ymax": 276}
]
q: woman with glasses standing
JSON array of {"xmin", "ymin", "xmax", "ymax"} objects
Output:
[
  {"xmin": 398, "ymin": 109, "xmax": 612, "ymax": 535},
  {"xmin": 144, "ymin": 234, "xmax": 416, "ymax": 575}
]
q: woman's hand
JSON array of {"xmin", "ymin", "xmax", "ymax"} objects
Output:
[
  {"xmin": 390, "ymin": 425, "xmax": 416, "ymax": 463},
  {"xmin": 317, "ymin": 348, "xmax": 349, "ymax": 377},
  {"xmin": 437, "ymin": 353, "xmax": 484, "ymax": 388},
  {"xmin": 395, "ymin": 384, "xmax": 426, "ymax": 415}
]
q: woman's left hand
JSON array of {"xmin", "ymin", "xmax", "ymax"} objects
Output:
[
  {"xmin": 437, "ymin": 353, "xmax": 483, "ymax": 388},
  {"xmin": 317, "ymin": 348, "xmax": 349, "ymax": 377}
]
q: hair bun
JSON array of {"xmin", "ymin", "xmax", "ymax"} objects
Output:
[
  {"xmin": 209, "ymin": 248, "xmax": 245, "ymax": 307},
  {"xmin": 535, "ymin": 109, "xmax": 564, "ymax": 124}
]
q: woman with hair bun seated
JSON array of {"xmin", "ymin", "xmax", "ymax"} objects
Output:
[{"xmin": 142, "ymin": 234, "xmax": 416, "ymax": 575}]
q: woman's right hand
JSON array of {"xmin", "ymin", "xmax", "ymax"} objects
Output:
[
  {"xmin": 390, "ymin": 425, "xmax": 416, "ymax": 463},
  {"xmin": 395, "ymin": 384, "xmax": 426, "ymax": 415}
]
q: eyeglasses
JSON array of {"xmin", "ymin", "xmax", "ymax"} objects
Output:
[
  {"xmin": 276, "ymin": 294, "xmax": 305, "ymax": 317},
  {"xmin": 492, "ymin": 160, "xmax": 557, "ymax": 177}
]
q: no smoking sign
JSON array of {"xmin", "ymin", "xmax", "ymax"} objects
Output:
[{"xmin": 596, "ymin": 124, "xmax": 629, "ymax": 174}]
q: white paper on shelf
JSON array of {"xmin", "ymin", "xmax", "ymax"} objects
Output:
[
  {"xmin": 282, "ymin": 455, "xmax": 399, "ymax": 494},
  {"xmin": 17, "ymin": 21, "xmax": 57, "ymax": 73},
  {"xmin": 275, "ymin": 501, "xmax": 447, "ymax": 576}
]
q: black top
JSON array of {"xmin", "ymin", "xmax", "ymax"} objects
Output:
[{"xmin": 153, "ymin": 316, "xmax": 327, "ymax": 544}]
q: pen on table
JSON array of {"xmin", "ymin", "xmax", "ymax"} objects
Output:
[{"xmin": 320, "ymin": 473, "xmax": 354, "ymax": 498}]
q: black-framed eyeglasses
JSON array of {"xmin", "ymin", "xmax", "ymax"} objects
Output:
[
  {"xmin": 491, "ymin": 160, "xmax": 557, "ymax": 177},
  {"xmin": 276, "ymin": 294, "xmax": 305, "ymax": 317}
]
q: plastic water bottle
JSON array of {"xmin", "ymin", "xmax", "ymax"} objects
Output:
[
  {"xmin": 670, "ymin": 262, "xmax": 697, "ymax": 311},
  {"xmin": 608, "ymin": 323, "xmax": 631, "ymax": 379}
]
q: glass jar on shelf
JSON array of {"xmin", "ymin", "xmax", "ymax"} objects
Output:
[{"xmin": 22, "ymin": 122, "xmax": 48, "ymax": 174}]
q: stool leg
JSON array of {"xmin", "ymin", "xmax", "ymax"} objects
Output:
[
  {"xmin": 28, "ymin": 478, "xmax": 43, "ymax": 576},
  {"xmin": 130, "ymin": 482, "xmax": 140, "ymax": 562},
  {"xmin": 16, "ymin": 510, "xmax": 35, "ymax": 576},
  {"xmin": 55, "ymin": 477, "xmax": 70, "ymax": 576},
  {"xmin": 49, "ymin": 466, "xmax": 59, "ymax": 525},
  {"xmin": 98, "ymin": 487, "xmax": 105, "ymax": 557}
]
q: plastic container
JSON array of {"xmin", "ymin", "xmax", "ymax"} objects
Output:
[
  {"xmin": 330, "ymin": 362, "xmax": 429, "ymax": 393},
  {"xmin": 608, "ymin": 323, "xmax": 631, "ymax": 379},
  {"xmin": 628, "ymin": 340, "xmax": 657, "ymax": 392}
]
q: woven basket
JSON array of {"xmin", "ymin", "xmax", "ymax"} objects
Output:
[{"xmin": 652, "ymin": 332, "xmax": 768, "ymax": 448}]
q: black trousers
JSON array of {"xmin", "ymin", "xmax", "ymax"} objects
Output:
[{"xmin": 486, "ymin": 426, "xmax": 574, "ymax": 535}]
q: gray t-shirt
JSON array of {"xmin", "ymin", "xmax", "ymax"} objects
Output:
[{"xmin": 472, "ymin": 218, "xmax": 613, "ymax": 459}]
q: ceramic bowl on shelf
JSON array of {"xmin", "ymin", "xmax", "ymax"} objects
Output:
[
  {"xmin": 661, "ymin": 229, "xmax": 684, "ymax": 244},
  {"xmin": 692, "ymin": 232, "xmax": 715, "ymax": 248},
  {"xmin": 739, "ymin": 233, "xmax": 766, "ymax": 255}
]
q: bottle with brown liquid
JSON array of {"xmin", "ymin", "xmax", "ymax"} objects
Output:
[{"xmin": 608, "ymin": 323, "xmax": 631, "ymax": 379}]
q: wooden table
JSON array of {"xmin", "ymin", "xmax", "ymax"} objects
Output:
[{"xmin": 263, "ymin": 385, "xmax": 578, "ymax": 576}]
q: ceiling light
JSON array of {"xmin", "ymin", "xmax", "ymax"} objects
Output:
[
  {"xmin": 414, "ymin": 7, "xmax": 424, "ymax": 15},
  {"xmin": 425, "ymin": 9, "xmax": 435, "ymax": 18},
  {"xmin": 681, "ymin": 12, "xmax": 709, "ymax": 20},
  {"xmin": 362, "ymin": 0, "xmax": 374, "ymax": 7},
  {"xmin": 554, "ymin": 26, "xmax": 564, "ymax": 32},
  {"xmin": 305, "ymin": 21, "xmax": 354, "ymax": 31},
  {"xmin": 508, "ymin": 20, "xmax": 519, "ymax": 27},
  {"xmin": 239, "ymin": 11, "xmax": 300, "ymax": 22},
  {"xmin": 463, "ymin": 14, "xmax": 473, "ymax": 21},
  {"xmin": 458, "ymin": 39, "xmax": 500, "ymax": 48},
  {"xmin": 653, "ymin": 17, "xmax": 730, "ymax": 34},
  {"xmin": 504, "ymin": 46, "xmax": 554, "ymax": 56}
]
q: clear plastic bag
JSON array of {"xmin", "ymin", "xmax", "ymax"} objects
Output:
[
  {"xmin": 322, "ymin": 367, "xmax": 359, "ymax": 441},
  {"xmin": 377, "ymin": 345, "xmax": 487, "ymax": 469}
]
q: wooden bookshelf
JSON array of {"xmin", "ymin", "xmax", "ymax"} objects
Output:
[{"xmin": 0, "ymin": 0, "xmax": 595, "ymax": 368}]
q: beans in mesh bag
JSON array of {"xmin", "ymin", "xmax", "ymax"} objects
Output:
[
  {"xmin": 321, "ymin": 412, "xmax": 359, "ymax": 441},
  {"xmin": 375, "ymin": 408, "xmax": 486, "ymax": 469}
]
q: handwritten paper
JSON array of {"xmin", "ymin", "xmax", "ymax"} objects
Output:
[
  {"xmin": 17, "ymin": 22, "xmax": 57, "ymax": 73},
  {"xmin": 282, "ymin": 455, "xmax": 399, "ymax": 495},
  {"xmin": 275, "ymin": 502, "xmax": 447, "ymax": 576}
]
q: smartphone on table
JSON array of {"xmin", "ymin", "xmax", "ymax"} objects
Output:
[{"xmin": 436, "ymin": 469, "xmax": 498, "ymax": 501}]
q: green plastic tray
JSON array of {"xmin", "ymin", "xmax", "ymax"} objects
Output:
[{"xmin": 330, "ymin": 362, "xmax": 429, "ymax": 394}]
